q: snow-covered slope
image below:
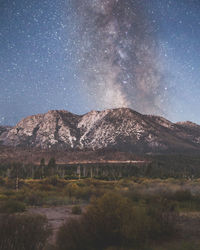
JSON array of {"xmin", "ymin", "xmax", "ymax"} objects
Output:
[{"xmin": 0, "ymin": 108, "xmax": 200, "ymax": 153}]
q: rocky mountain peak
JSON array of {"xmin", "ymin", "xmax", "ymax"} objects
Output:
[{"xmin": 0, "ymin": 108, "xmax": 200, "ymax": 153}]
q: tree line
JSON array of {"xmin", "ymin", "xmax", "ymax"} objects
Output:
[{"xmin": 1, "ymin": 154, "xmax": 200, "ymax": 183}]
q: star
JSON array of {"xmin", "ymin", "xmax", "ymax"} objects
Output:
[{"xmin": 0, "ymin": 0, "xmax": 199, "ymax": 125}]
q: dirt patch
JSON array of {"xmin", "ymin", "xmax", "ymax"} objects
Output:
[{"xmin": 27, "ymin": 205, "xmax": 85, "ymax": 243}]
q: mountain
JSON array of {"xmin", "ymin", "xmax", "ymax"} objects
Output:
[
  {"xmin": 0, "ymin": 126, "xmax": 12, "ymax": 138},
  {"xmin": 0, "ymin": 108, "xmax": 200, "ymax": 153},
  {"xmin": 175, "ymin": 122, "xmax": 200, "ymax": 144}
]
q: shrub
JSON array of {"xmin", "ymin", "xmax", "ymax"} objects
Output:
[
  {"xmin": 173, "ymin": 190, "xmax": 192, "ymax": 202},
  {"xmin": 84, "ymin": 193, "xmax": 133, "ymax": 248},
  {"xmin": 0, "ymin": 199, "xmax": 26, "ymax": 213},
  {"xmin": 0, "ymin": 214, "xmax": 51, "ymax": 250},
  {"xmin": 56, "ymin": 218, "xmax": 89, "ymax": 250},
  {"xmin": 56, "ymin": 192, "xmax": 176, "ymax": 250},
  {"xmin": 25, "ymin": 191, "xmax": 45, "ymax": 206},
  {"xmin": 0, "ymin": 194, "xmax": 7, "ymax": 201},
  {"xmin": 0, "ymin": 177, "xmax": 5, "ymax": 186},
  {"xmin": 65, "ymin": 183, "xmax": 79, "ymax": 197},
  {"xmin": 146, "ymin": 198, "xmax": 177, "ymax": 239},
  {"xmin": 45, "ymin": 176, "xmax": 59, "ymax": 186},
  {"xmin": 71, "ymin": 205, "xmax": 82, "ymax": 215},
  {"xmin": 4, "ymin": 178, "xmax": 15, "ymax": 189}
]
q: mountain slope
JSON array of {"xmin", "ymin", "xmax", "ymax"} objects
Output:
[
  {"xmin": 0, "ymin": 108, "xmax": 200, "ymax": 153},
  {"xmin": 175, "ymin": 121, "xmax": 200, "ymax": 145},
  {"xmin": 0, "ymin": 126, "xmax": 12, "ymax": 138}
]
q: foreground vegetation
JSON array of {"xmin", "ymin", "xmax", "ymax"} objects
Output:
[
  {"xmin": 1, "ymin": 189, "xmax": 200, "ymax": 250},
  {"xmin": 0, "ymin": 214, "xmax": 50, "ymax": 250},
  {"xmin": 1, "ymin": 155, "xmax": 200, "ymax": 249},
  {"xmin": 1, "ymin": 175, "xmax": 200, "ymax": 211},
  {"xmin": 56, "ymin": 192, "xmax": 177, "ymax": 250}
]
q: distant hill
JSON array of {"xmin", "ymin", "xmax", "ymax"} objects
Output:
[{"xmin": 0, "ymin": 108, "xmax": 200, "ymax": 153}]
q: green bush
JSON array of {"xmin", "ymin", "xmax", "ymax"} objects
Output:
[
  {"xmin": 45, "ymin": 176, "xmax": 59, "ymax": 186},
  {"xmin": 71, "ymin": 205, "xmax": 82, "ymax": 215},
  {"xmin": 0, "ymin": 194, "xmax": 7, "ymax": 201},
  {"xmin": 146, "ymin": 198, "xmax": 177, "ymax": 239},
  {"xmin": 65, "ymin": 183, "xmax": 79, "ymax": 197},
  {"xmin": 173, "ymin": 190, "xmax": 193, "ymax": 202},
  {"xmin": 0, "ymin": 199, "xmax": 26, "ymax": 213},
  {"xmin": 4, "ymin": 178, "xmax": 15, "ymax": 189},
  {"xmin": 56, "ymin": 192, "xmax": 176, "ymax": 250},
  {"xmin": 0, "ymin": 214, "xmax": 51, "ymax": 250},
  {"xmin": 0, "ymin": 177, "xmax": 5, "ymax": 186},
  {"xmin": 25, "ymin": 191, "xmax": 45, "ymax": 206}
]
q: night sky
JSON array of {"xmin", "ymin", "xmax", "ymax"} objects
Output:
[{"xmin": 0, "ymin": 0, "xmax": 200, "ymax": 126}]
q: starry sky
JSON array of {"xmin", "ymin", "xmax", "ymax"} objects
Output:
[{"xmin": 0, "ymin": 0, "xmax": 200, "ymax": 125}]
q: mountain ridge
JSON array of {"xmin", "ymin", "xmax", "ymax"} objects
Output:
[{"xmin": 0, "ymin": 108, "xmax": 200, "ymax": 153}]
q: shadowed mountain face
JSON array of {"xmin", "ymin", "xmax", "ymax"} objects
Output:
[
  {"xmin": 0, "ymin": 108, "xmax": 200, "ymax": 153},
  {"xmin": 0, "ymin": 126, "xmax": 12, "ymax": 138}
]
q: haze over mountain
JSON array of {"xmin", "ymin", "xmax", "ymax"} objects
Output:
[{"xmin": 0, "ymin": 108, "xmax": 200, "ymax": 153}]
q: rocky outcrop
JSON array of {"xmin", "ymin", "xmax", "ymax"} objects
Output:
[{"xmin": 0, "ymin": 108, "xmax": 200, "ymax": 153}]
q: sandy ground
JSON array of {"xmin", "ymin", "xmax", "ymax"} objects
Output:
[{"xmin": 27, "ymin": 205, "xmax": 84, "ymax": 243}]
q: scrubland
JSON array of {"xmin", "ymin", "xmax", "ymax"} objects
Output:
[{"xmin": 1, "ymin": 176, "xmax": 200, "ymax": 249}]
